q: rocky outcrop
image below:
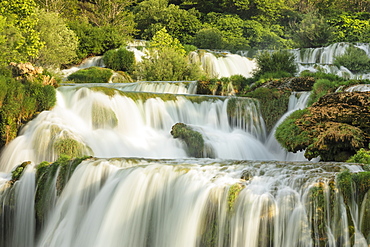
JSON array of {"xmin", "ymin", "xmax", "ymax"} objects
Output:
[
  {"xmin": 261, "ymin": 76, "xmax": 316, "ymax": 91},
  {"xmin": 8, "ymin": 62, "xmax": 58, "ymax": 86},
  {"xmin": 276, "ymin": 91, "xmax": 370, "ymax": 161}
]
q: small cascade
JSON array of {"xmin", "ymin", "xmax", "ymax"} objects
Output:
[
  {"xmin": 0, "ymin": 165, "xmax": 36, "ymax": 247},
  {"xmin": 61, "ymin": 56, "xmax": 104, "ymax": 78},
  {"xmin": 265, "ymin": 92, "xmax": 312, "ymax": 161},
  {"xmin": 0, "ymin": 85, "xmax": 271, "ymax": 172},
  {"xmin": 0, "ymin": 158, "xmax": 367, "ymax": 247},
  {"xmin": 291, "ymin": 42, "xmax": 370, "ymax": 79},
  {"xmin": 345, "ymin": 84, "xmax": 370, "ymax": 92},
  {"xmin": 190, "ymin": 51, "xmax": 257, "ymax": 79}
]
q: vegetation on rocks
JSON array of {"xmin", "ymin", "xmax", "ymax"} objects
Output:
[
  {"xmin": 67, "ymin": 67, "xmax": 113, "ymax": 83},
  {"xmin": 170, "ymin": 122, "xmax": 205, "ymax": 158},
  {"xmin": 276, "ymin": 92, "xmax": 370, "ymax": 161}
]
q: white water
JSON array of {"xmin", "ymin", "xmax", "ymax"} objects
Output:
[
  {"xmin": 190, "ymin": 51, "xmax": 257, "ymax": 79},
  {"xmin": 23, "ymin": 158, "xmax": 367, "ymax": 247},
  {"xmin": 0, "ymin": 85, "xmax": 275, "ymax": 172}
]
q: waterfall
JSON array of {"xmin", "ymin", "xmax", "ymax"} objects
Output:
[
  {"xmin": 0, "ymin": 85, "xmax": 272, "ymax": 172},
  {"xmin": 291, "ymin": 42, "xmax": 370, "ymax": 79},
  {"xmin": 1, "ymin": 158, "xmax": 366, "ymax": 247},
  {"xmin": 1, "ymin": 43, "xmax": 370, "ymax": 247},
  {"xmin": 190, "ymin": 51, "xmax": 257, "ymax": 79}
]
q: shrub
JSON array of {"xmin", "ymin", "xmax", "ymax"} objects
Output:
[
  {"xmin": 193, "ymin": 28, "xmax": 224, "ymax": 49},
  {"xmin": 103, "ymin": 47, "xmax": 135, "ymax": 73},
  {"xmin": 253, "ymin": 50, "xmax": 298, "ymax": 79},
  {"xmin": 67, "ymin": 67, "xmax": 113, "ymax": 83},
  {"xmin": 347, "ymin": 148, "xmax": 370, "ymax": 164},
  {"xmin": 134, "ymin": 48, "xmax": 203, "ymax": 81},
  {"xmin": 333, "ymin": 45, "xmax": 370, "ymax": 74}
]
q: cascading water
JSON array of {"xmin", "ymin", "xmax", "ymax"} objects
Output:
[{"xmin": 1, "ymin": 45, "xmax": 370, "ymax": 246}]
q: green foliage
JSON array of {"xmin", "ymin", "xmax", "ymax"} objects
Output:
[
  {"xmin": 227, "ymin": 183, "xmax": 243, "ymax": 212},
  {"xmin": 275, "ymin": 109, "xmax": 311, "ymax": 152},
  {"xmin": 229, "ymin": 74, "xmax": 248, "ymax": 94},
  {"xmin": 67, "ymin": 20, "xmax": 128, "ymax": 60},
  {"xmin": 67, "ymin": 67, "xmax": 113, "ymax": 83},
  {"xmin": 193, "ymin": 28, "xmax": 224, "ymax": 50},
  {"xmin": 150, "ymin": 27, "xmax": 186, "ymax": 56},
  {"xmin": 134, "ymin": 48, "xmax": 203, "ymax": 81},
  {"xmin": 337, "ymin": 169, "xmax": 370, "ymax": 205},
  {"xmin": 329, "ymin": 14, "xmax": 370, "ymax": 43},
  {"xmin": 0, "ymin": 0, "xmax": 43, "ymax": 61},
  {"xmin": 134, "ymin": 0, "xmax": 202, "ymax": 44},
  {"xmin": 34, "ymin": 9, "xmax": 78, "ymax": 68},
  {"xmin": 333, "ymin": 45, "xmax": 370, "ymax": 74},
  {"xmin": 308, "ymin": 79, "xmax": 337, "ymax": 105},
  {"xmin": 290, "ymin": 12, "xmax": 335, "ymax": 48},
  {"xmin": 0, "ymin": 73, "xmax": 57, "ymax": 148},
  {"xmin": 253, "ymin": 50, "xmax": 298, "ymax": 79},
  {"xmin": 11, "ymin": 161, "xmax": 31, "ymax": 181},
  {"xmin": 103, "ymin": 47, "xmax": 135, "ymax": 73},
  {"xmin": 347, "ymin": 148, "xmax": 370, "ymax": 164},
  {"xmin": 203, "ymin": 12, "xmax": 249, "ymax": 51},
  {"xmin": 171, "ymin": 122, "xmax": 205, "ymax": 158},
  {"xmin": 244, "ymin": 20, "xmax": 292, "ymax": 50}
]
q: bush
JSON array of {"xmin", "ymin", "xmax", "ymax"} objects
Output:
[
  {"xmin": 134, "ymin": 48, "xmax": 203, "ymax": 81},
  {"xmin": 253, "ymin": 50, "xmax": 298, "ymax": 79},
  {"xmin": 193, "ymin": 28, "xmax": 224, "ymax": 49},
  {"xmin": 347, "ymin": 147, "xmax": 370, "ymax": 164},
  {"xmin": 67, "ymin": 67, "xmax": 113, "ymax": 83},
  {"xmin": 333, "ymin": 45, "xmax": 370, "ymax": 74},
  {"xmin": 103, "ymin": 47, "xmax": 135, "ymax": 73}
]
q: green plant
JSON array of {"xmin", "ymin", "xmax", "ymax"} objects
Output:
[
  {"xmin": 103, "ymin": 47, "xmax": 135, "ymax": 73},
  {"xmin": 67, "ymin": 67, "xmax": 113, "ymax": 83},
  {"xmin": 193, "ymin": 28, "xmax": 224, "ymax": 49},
  {"xmin": 253, "ymin": 50, "xmax": 298, "ymax": 79},
  {"xmin": 334, "ymin": 45, "xmax": 370, "ymax": 74}
]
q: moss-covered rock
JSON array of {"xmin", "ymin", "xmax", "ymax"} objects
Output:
[
  {"xmin": 91, "ymin": 102, "xmax": 118, "ymax": 129},
  {"xmin": 35, "ymin": 155, "xmax": 91, "ymax": 229},
  {"xmin": 11, "ymin": 161, "xmax": 31, "ymax": 182},
  {"xmin": 170, "ymin": 123, "xmax": 205, "ymax": 158},
  {"xmin": 67, "ymin": 67, "xmax": 113, "ymax": 83},
  {"xmin": 276, "ymin": 92, "xmax": 370, "ymax": 161}
]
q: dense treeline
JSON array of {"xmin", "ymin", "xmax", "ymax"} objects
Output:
[{"xmin": 1, "ymin": 0, "xmax": 370, "ymax": 70}]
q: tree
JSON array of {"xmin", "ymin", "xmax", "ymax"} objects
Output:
[
  {"xmin": 290, "ymin": 11, "xmax": 335, "ymax": 48},
  {"xmin": 134, "ymin": 0, "xmax": 201, "ymax": 43},
  {"xmin": 193, "ymin": 28, "xmax": 224, "ymax": 49},
  {"xmin": 0, "ymin": 0, "xmax": 43, "ymax": 62},
  {"xmin": 134, "ymin": 28, "xmax": 203, "ymax": 80},
  {"xmin": 203, "ymin": 12, "xmax": 249, "ymax": 51},
  {"xmin": 34, "ymin": 9, "xmax": 78, "ymax": 68}
]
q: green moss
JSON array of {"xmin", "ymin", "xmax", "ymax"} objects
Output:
[
  {"xmin": 170, "ymin": 123, "xmax": 205, "ymax": 158},
  {"xmin": 227, "ymin": 183, "xmax": 244, "ymax": 212},
  {"xmin": 53, "ymin": 138, "xmax": 86, "ymax": 157},
  {"xmin": 35, "ymin": 155, "xmax": 90, "ymax": 228},
  {"xmin": 91, "ymin": 102, "xmax": 118, "ymax": 129},
  {"xmin": 11, "ymin": 161, "xmax": 31, "ymax": 181},
  {"xmin": 67, "ymin": 67, "xmax": 113, "ymax": 83},
  {"xmin": 275, "ymin": 109, "xmax": 311, "ymax": 152}
]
